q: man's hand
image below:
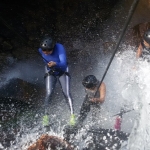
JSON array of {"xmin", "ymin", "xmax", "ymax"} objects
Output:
[
  {"xmin": 89, "ymin": 98, "xmax": 104, "ymax": 103},
  {"xmin": 89, "ymin": 98, "xmax": 99, "ymax": 103},
  {"xmin": 47, "ymin": 61, "xmax": 56, "ymax": 67}
]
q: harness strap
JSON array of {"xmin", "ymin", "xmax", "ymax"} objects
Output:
[
  {"xmin": 64, "ymin": 72, "xmax": 71, "ymax": 78},
  {"xmin": 44, "ymin": 71, "xmax": 71, "ymax": 79}
]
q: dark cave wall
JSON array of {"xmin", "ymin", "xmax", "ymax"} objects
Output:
[
  {"xmin": 1, "ymin": 0, "xmax": 150, "ymax": 70},
  {"xmin": 0, "ymin": 0, "xmax": 119, "ymax": 63}
]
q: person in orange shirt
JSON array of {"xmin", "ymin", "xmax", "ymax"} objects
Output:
[
  {"xmin": 77, "ymin": 75, "xmax": 106, "ymax": 126},
  {"xmin": 136, "ymin": 29, "xmax": 150, "ymax": 60}
]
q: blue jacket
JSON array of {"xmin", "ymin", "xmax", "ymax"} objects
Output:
[{"xmin": 38, "ymin": 43, "xmax": 67, "ymax": 75}]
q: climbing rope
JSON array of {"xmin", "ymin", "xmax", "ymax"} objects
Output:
[{"xmin": 94, "ymin": 0, "xmax": 140, "ymax": 97}]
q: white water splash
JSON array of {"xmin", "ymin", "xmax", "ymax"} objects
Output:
[
  {"xmin": 1, "ymin": 44, "xmax": 150, "ymax": 149},
  {"xmin": 91, "ymin": 44, "xmax": 149, "ymax": 150},
  {"xmin": 85, "ymin": 44, "xmax": 150, "ymax": 149},
  {"xmin": 119, "ymin": 50, "xmax": 150, "ymax": 150}
]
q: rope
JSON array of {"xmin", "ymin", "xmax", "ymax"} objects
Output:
[{"xmin": 94, "ymin": 0, "xmax": 140, "ymax": 97}]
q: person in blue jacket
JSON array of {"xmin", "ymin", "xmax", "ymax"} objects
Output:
[{"xmin": 38, "ymin": 36, "xmax": 75, "ymax": 126}]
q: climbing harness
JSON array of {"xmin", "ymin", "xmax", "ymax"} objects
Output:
[
  {"xmin": 44, "ymin": 70, "xmax": 70, "ymax": 79},
  {"xmin": 37, "ymin": 51, "xmax": 71, "ymax": 79},
  {"xmin": 44, "ymin": 67, "xmax": 70, "ymax": 78}
]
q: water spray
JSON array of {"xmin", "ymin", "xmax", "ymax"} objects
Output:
[{"xmin": 94, "ymin": 0, "xmax": 140, "ymax": 98}]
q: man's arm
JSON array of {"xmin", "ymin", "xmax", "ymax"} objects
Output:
[
  {"xmin": 55, "ymin": 44, "xmax": 67, "ymax": 70},
  {"xmin": 99, "ymin": 82, "xmax": 106, "ymax": 103},
  {"xmin": 77, "ymin": 95, "xmax": 91, "ymax": 125},
  {"xmin": 136, "ymin": 43, "xmax": 142, "ymax": 58},
  {"xmin": 90, "ymin": 82, "xmax": 106, "ymax": 103}
]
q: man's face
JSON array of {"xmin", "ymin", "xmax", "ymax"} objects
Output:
[{"xmin": 42, "ymin": 49, "xmax": 53, "ymax": 55}]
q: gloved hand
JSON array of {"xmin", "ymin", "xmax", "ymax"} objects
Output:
[
  {"xmin": 69, "ymin": 114, "xmax": 76, "ymax": 126},
  {"xmin": 42, "ymin": 115, "xmax": 49, "ymax": 126}
]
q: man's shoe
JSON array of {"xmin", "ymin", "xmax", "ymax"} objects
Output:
[
  {"xmin": 42, "ymin": 115, "xmax": 49, "ymax": 126},
  {"xmin": 69, "ymin": 114, "xmax": 76, "ymax": 126}
]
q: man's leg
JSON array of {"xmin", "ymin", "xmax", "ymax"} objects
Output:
[
  {"xmin": 44, "ymin": 67, "xmax": 57, "ymax": 109},
  {"xmin": 59, "ymin": 67, "xmax": 74, "ymax": 115},
  {"xmin": 63, "ymin": 95, "xmax": 91, "ymax": 138},
  {"xmin": 43, "ymin": 67, "xmax": 57, "ymax": 127},
  {"xmin": 91, "ymin": 103, "xmax": 101, "ymax": 123},
  {"xmin": 77, "ymin": 95, "xmax": 91, "ymax": 125}
]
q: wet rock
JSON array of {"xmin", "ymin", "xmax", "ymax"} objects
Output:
[
  {"xmin": 103, "ymin": 42, "xmax": 116, "ymax": 54},
  {"xmin": 0, "ymin": 78, "xmax": 44, "ymax": 104},
  {"xmin": 27, "ymin": 134, "xmax": 74, "ymax": 150},
  {"xmin": 0, "ymin": 78, "xmax": 45, "ymax": 148},
  {"xmin": 0, "ymin": 96, "xmax": 36, "ymax": 148},
  {"xmin": 2, "ymin": 41, "xmax": 13, "ymax": 51},
  {"xmin": 0, "ymin": 78, "xmax": 44, "ymax": 126},
  {"xmin": 0, "ymin": 97, "xmax": 31, "ymax": 123}
]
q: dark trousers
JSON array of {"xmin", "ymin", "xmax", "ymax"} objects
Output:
[
  {"xmin": 77, "ymin": 95, "xmax": 91, "ymax": 125},
  {"xmin": 77, "ymin": 95, "xmax": 101, "ymax": 125}
]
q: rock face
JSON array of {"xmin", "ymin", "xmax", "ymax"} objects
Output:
[
  {"xmin": 0, "ymin": 0, "xmax": 150, "ymax": 64},
  {"xmin": 0, "ymin": 78, "xmax": 44, "ymax": 104},
  {"xmin": 0, "ymin": 78, "xmax": 44, "ymax": 124},
  {"xmin": 0, "ymin": 0, "xmax": 119, "ymax": 68}
]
